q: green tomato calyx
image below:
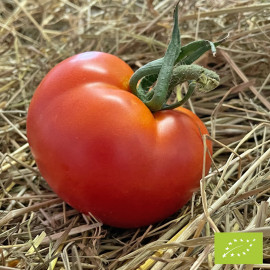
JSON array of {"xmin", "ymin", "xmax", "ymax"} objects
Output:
[{"xmin": 129, "ymin": 3, "xmax": 228, "ymax": 112}]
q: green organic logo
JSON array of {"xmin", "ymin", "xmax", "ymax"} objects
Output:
[{"xmin": 215, "ymin": 232, "xmax": 263, "ymax": 264}]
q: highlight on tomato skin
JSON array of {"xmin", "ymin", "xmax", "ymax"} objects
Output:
[{"xmin": 26, "ymin": 51, "xmax": 212, "ymax": 228}]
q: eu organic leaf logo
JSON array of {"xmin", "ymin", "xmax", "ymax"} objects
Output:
[{"xmin": 215, "ymin": 232, "xmax": 263, "ymax": 264}]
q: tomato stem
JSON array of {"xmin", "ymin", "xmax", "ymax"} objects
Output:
[
  {"xmin": 129, "ymin": 4, "xmax": 228, "ymax": 112},
  {"xmin": 162, "ymin": 81, "xmax": 196, "ymax": 110},
  {"xmin": 143, "ymin": 4, "xmax": 181, "ymax": 112}
]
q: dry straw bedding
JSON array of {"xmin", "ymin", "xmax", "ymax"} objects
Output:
[{"xmin": 0, "ymin": 0, "xmax": 270, "ymax": 269}]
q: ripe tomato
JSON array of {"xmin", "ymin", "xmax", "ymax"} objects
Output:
[{"xmin": 27, "ymin": 52, "xmax": 212, "ymax": 228}]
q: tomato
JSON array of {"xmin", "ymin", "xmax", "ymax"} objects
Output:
[{"xmin": 27, "ymin": 51, "xmax": 212, "ymax": 228}]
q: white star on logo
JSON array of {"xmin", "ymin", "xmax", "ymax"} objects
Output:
[
  {"xmin": 250, "ymin": 244, "xmax": 253, "ymax": 247},
  {"xmin": 240, "ymin": 239, "xmax": 243, "ymax": 242},
  {"xmin": 225, "ymin": 247, "xmax": 229, "ymax": 250},
  {"xmin": 231, "ymin": 253, "xmax": 234, "ymax": 257},
  {"xmin": 243, "ymin": 252, "xmax": 246, "ymax": 255},
  {"xmin": 223, "ymin": 253, "xmax": 226, "ymax": 258},
  {"xmin": 233, "ymin": 239, "xmax": 237, "ymax": 242},
  {"xmin": 228, "ymin": 242, "xmax": 232, "ymax": 245},
  {"xmin": 253, "ymin": 239, "xmax": 256, "ymax": 241},
  {"xmin": 237, "ymin": 253, "xmax": 240, "ymax": 257},
  {"xmin": 246, "ymin": 249, "xmax": 250, "ymax": 251},
  {"xmin": 247, "ymin": 240, "xmax": 249, "ymax": 242}
]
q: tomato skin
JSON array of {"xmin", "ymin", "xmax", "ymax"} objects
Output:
[{"xmin": 27, "ymin": 52, "xmax": 212, "ymax": 228}]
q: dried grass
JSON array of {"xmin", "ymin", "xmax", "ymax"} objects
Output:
[{"xmin": 0, "ymin": 0, "xmax": 270, "ymax": 269}]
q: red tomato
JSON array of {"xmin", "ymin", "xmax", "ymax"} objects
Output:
[{"xmin": 27, "ymin": 52, "xmax": 212, "ymax": 228}]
